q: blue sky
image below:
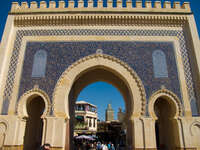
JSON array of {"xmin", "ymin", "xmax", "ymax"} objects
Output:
[
  {"xmin": 77, "ymin": 82, "xmax": 125, "ymax": 121},
  {"xmin": 0, "ymin": 0, "xmax": 200, "ymax": 120}
]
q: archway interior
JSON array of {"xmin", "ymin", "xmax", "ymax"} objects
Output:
[
  {"xmin": 23, "ymin": 96, "xmax": 45, "ymax": 150},
  {"xmin": 67, "ymin": 67, "xmax": 133, "ymax": 149},
  {"xmin": 154, "ymin": 97, "xmax": 179, "ymax": 150}
]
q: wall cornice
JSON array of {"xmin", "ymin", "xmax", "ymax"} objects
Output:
[{"xmin": 13, "ymin": 14, "xmax": 188, "ymax": 27}]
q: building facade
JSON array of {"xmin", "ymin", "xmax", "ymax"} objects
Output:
[
  {"xmin": 105, "ymin": 104, "xmax": 114, "ymax": 122},
  {"xmin": 0, "ymin": 0, "xmax": 200, "ymax": 150},
  {"xmin": 74, "ymin": 101, "xmax": 97, "ymax": 135},
  {"xmin": 118, "ymin": 107, "xmax": 125, "ymax": 122}
]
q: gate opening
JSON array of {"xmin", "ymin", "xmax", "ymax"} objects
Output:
[
  {"xmin": 23, "ymin": 96, "xmax": 45, "ymax": 150},
  {"xmin": 67, "ymin": 67, "xmax": 133, "ymax": 150},
  {"xmin": 154, "ymin": 97, "xmax": 179, "ymax": 150}
]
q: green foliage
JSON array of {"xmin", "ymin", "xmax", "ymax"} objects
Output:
[{"xmin": 74, "ymin": 120, "xmax": 88, "ymax": 130}]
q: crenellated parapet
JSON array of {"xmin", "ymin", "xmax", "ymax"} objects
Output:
[{"xmin": 10, "ymin": 0, "xmax": 191, "ymax": 14}]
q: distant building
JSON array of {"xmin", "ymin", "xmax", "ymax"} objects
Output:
[
  {"xmin": 105, "ymin": 104, "xmax": 114, "ymax": 122},
  {"xmin": 74, "ymin": 101, "xmax": 98, "ymax": 136},
  {"xmin": 97, "ymin": 105, "xmax": 126, "ymax": 146},
  {"xmin": 117, "ymin": 107, "xmax": 125, "ymax": 122}
]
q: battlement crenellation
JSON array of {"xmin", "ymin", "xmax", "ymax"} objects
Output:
[{"xmin": 11, "ymin": 0, "xmax": 191, "ymax": 14}]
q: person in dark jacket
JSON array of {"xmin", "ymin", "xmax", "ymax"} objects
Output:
[{"xmin": 42, "ymin": 143, "xmax": 51, "ymax": 150}]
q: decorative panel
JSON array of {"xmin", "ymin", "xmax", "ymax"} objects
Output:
[
  {"xmin": 2, "ymin": 29, "xmax": 196, "ymax": 115},
  {"xmin": 152, "ymin": 50, "xmax": 168, "ymax": 78},
  {"xmin": 31, "ymin": 50, "xmax": 47, "ymax": 78}
]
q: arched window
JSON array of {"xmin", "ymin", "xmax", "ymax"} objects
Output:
[
  {"xmin": 32, "ymin": 50, "xmax": 47, "ymax": 78},
  {"xmin": 152, "ymin": 50, "xmax": 168, "ymax": 78}
]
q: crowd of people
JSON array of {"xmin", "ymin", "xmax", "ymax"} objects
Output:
[
  {"xmin": 75, "ymin": 141, "xmax": 117, "ymax": 150},
  {"xmin": 97, "ymin": 142, "xmax": 115, "ymax": 150},
  {"xmin": 41, "ymin": 141, "xmax": 125, "ymax": 150}
]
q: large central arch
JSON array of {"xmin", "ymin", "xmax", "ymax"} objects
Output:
[{"xmin": 52, "ymin": 53, "xmax": 146, "ymax": 149}]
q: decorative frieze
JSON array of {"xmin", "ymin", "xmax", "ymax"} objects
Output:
[
  {"xmin": 14, "ymin": 14, "xmax": 187, "ymax": 27},
  {"xmin": 11, "ymin": 0, "xmax": 190, "ymax": 27}
]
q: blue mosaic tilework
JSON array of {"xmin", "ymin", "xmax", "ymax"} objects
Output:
[
  {"xmin": 19, "ymin": 41, "xmax": 181, "ymax": 104},
  {"xmin": 2, "ymin": 29, "xmax": 197, "ymax": 115}
]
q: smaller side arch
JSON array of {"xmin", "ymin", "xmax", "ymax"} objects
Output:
[
  {"xmin": 190, "ymin": 121, "xmax": 200, "ymax": 136},
  {"xmin": 0, "ymin": 119, "xmax": 8, "ymax": 134},
  {"xmin": 17, "ymin": 87, "xmax": 51, "ymax": 118},
  {"xmin": 148, "ymin": 89, "xmax": 183, "ymax": 120},
  {"xmin": 0, "ymin": 119, "xmax": 8, "ymax": 148}
]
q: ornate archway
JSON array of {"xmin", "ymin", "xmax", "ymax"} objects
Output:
[
  {"xmin": 17, "ymin": 87, "xmax": 51, "ymax": 118},
  {"xmin": 52, "ymin": 54, "xmax": 146, "ymax": 149},
  {"xmin": 17, "ymin": 88, "xmax": 51, "ymax": 150},
  {"xmin": 53, "ymin": 54, "xmax": 146, "ymax": 118},
  {"xmin": 148, "ymin": 89, "xmax": 183, "ymax": 150},
  {"xmin": 148, "ymin": 89, "xmax": 183, "ymax": 120},
  {"xmin": 24, "ymin": 96, "xmax": 45, "ymax": 150}
]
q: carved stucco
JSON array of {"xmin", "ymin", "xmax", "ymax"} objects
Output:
[
  {"xmin": 52, "ymin": 53, "xmax": 146, "ymax": 118},
  {"xmin": 17, "ymin": 87, "xmax": 51, "ymax": 118},
  {"xmin": 0, "ymin": 120, "xmax": 8, "ymax": 134},
  {"xmin": 190, "ymin": 121, "xmax": 200, "ymax": 136},
  {"xmin": 148, "ymin": 89, "xmax": 183, "ymax": 120}
]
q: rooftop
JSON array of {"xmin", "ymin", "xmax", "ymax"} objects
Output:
[{"xmin": 76, "ymin": 101, "xmax": 97, "ymax": 108}]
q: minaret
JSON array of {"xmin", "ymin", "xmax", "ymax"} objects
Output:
[
  {"xmin": 117, "ymin": 107, "xmax": 125, "ymax": 122},
  {"xmin": 105, "ymin": 104, "xmax": 114, "ymax": 122}
]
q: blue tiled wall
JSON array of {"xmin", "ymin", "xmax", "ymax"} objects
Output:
[{"xmin": 19, "ymin": 41, "xmax": 182, "ymax": 104}]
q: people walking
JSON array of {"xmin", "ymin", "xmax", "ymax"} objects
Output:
[
  {"xmin": 97, "ymin": 142, "xmax": 102, "ymax": 150},
  {"xmin": 111, "ymin": 144, "xmax": 115, "ymax": 150},
  {"xmin": 107, "ymin": 142, "xmax": 111, "ymax": 150},
  {"xmin": 102, "ymin": 143, "xmax": 108, "ymax": 150}
]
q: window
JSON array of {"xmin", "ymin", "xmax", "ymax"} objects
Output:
[
  {"xmin": 32, "ymin": 50, "xmax": 47, "ymax": 78},
  {"xmin": 152, "ymin": 50, "xmax": 168, "ymax": 78},
  {"xmin": 89, "ymin": 118, "xmax": 92, "ymax": 127},
  {"xmin": 93, "ymin": 119, "xmax": 96, "ymax": 128}
]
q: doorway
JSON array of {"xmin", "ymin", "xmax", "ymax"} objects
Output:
[
  {"xmin": 23, "ymin": 96, "xmax": 45, "ymax": 150},
  {"xmin": 67, "ymin": 67, "xmax": 132, "ymax": 150},
  {"xmin": 52, "ymin": 54, "xmax": 146, "ymax": 150},
  {"xmin": 154, "ymin": 97, "xmax": 179, "ymax": 150}
]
